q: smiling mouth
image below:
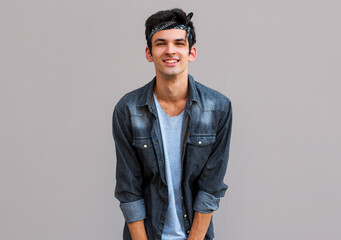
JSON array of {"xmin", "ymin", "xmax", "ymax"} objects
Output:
[{"xmin": 163, "ymin": 59, "xmax": 179, "ymax": 63}]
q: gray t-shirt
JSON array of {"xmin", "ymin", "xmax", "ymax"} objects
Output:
[{"xmin": 154, "ymin": 94, "xmax": 186, "ymax": 240}]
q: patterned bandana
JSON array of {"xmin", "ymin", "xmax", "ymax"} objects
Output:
[{"xmin": 148, "ymin": 12, "xmax": 194, "ymax": 44}]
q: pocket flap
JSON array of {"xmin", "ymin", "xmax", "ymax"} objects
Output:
[
  {"xmin": 187, "ymin": 135, "xmax": 216, "ymax": 146},
  {"xmin": 132, "ymin": 138, "xmax": 153, "ymax": 149}
]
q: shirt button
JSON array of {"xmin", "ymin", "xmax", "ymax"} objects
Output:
[
  {"xmin": 156, "ymin": 235, "xmax": 161, "ymax": 239},
  {"xmin": 198, "ymin": 141, "xmax": 202, "ymax": 145},
  {"xmin": 163, "ymin": 198, "xmax": 168, "ymax": 203},
  {"xmin": 161, "ymin": 216, "xmax": 165, "ymax": 220},
  {"xmin": 181, "ymin": 196, "xmax": 184, "ymax": 200},
  {"xmin": 143, "ymin": 144, "xmax": 147, "ymax": 148},
  {"xmin": 184, "ymin": 214, "xmax": 187, "ymax": 218},
  {"xmin": 187, "ymin": 230, "xmax": 190, "ymax": 234},
  {"xmin": 159, "ymin": 161, "xmax": 162, "ymax": 165}
]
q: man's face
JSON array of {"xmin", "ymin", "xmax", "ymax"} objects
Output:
[{"xmin": 145, "ymin": 29, "xmax": 196, "ymax": 78}]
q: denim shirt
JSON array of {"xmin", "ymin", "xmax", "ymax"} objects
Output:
[{"xmin": 112, "ymin": 74, "xmax": 233, "ymax": 240}]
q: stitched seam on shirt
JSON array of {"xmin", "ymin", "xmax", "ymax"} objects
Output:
[{"xmin": 115, "ymin": 107, "xmax": 127, "ymax": 121}]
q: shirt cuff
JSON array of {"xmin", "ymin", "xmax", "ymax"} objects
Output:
[
  {"xmin": 120, "ymin": 199, "xmax": 146, "ymax": 223},
  {"xmin": 193, "ymin": 190, "xmax": 220, "ymax": 213}
]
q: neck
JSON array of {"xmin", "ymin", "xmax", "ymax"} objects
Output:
[{"xmin": 154, "ymin": 71, "xmax": 188, "ymax": 103}]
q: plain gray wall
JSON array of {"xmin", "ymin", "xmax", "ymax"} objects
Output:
[{"xmin": 1, "ymin": 0, "xmax": 340, "ymax": 239}]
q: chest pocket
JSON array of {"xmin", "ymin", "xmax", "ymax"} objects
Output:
[
  {"xmin": 186, "ymin": 135, "xmax": 216, "ymax": 169},
  {"xmin": 132, "ymin": 138, "xmax": 158, "ymax": 174}
]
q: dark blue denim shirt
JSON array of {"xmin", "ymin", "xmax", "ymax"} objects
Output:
[{"xmin": 112, "ymin": 74, "xmax": 232, "ymax": 240}]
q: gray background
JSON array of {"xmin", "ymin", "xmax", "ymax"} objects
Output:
[{"xmin": 1, "ymin": 0, "xmax": 340, "ymax": 239}]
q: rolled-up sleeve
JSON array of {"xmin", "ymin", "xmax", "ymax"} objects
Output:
[
  {"xmin": 120, "ymin": 199, "xmax": 146, "ymax": 223},
  {"xmin": 112, "ymin": 107, "xmax": 146, "ymax": 223},
  {"xmin": 193, "ymin": 190, "xmax": 220, "ymax": 213},
  {"xmin": 194, "ymin": 100, "xmax": 233, "ymax": 213}
]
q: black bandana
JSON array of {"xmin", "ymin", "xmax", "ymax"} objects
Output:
[{"xmin": 148, "ymin": 12, "xmax": 194, "ymax": 44}]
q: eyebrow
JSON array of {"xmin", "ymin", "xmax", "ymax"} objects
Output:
[
  {"xmin": 153, "ymin": 38, "xmax": 187, "ymax": 43},
  {"xmin": 175, "ymin": 38, "xmax": 186, "ymax": 42},
  {"xmin": 153, "ymin": 38, "xmax": 165, "ymax": 43}
]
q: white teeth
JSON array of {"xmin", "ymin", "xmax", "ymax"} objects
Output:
[{"xmin": 164, "ymin": 60, "xmax": 178, "ymax": 63}]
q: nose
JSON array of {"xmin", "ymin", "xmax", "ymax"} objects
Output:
[{"xmin": 165, "ymin": 43, "xmax": 176, "ymax": 54}]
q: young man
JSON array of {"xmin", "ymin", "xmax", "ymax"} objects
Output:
[{"xmin": 112, "ymin": 9, "xmax": 233, "ymax": 240}]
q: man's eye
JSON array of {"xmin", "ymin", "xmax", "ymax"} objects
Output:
[
  {"xmin": 156, "ymin": 43, "xmax": 164, "ymax": 46},
  {"xmin": 176, "ymin": 43, "xmax": 185, "ymax": 45}
]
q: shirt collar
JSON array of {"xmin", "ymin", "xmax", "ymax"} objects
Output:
[{"xmin": 137, "ymin": 74, "xmax": 200, "ymax": 111}]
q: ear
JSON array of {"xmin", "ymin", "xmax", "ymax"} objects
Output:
[
  {"xmin": 145, "ymin": 46, "xmax": 153, "ymax": 62},
  {"xmin": 188, "ymin": 46, "xmax": 197, "ymax": 62}
]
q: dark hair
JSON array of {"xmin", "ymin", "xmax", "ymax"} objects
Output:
[{"xmin": 145, "ymin": 8, "xmax": 196, "ymax": 55}]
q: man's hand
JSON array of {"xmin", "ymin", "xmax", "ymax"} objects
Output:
[
  {"xmin": 187, "ymin": 211, "xmax": 213, "ymax": 240},
  {"xmin": 127, "ymin": 220, "xmax": 148, "ymax": 240}
]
